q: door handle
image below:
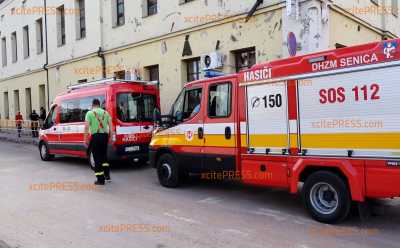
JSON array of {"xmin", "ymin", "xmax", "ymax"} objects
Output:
[
  {"xmin": 143, "ymin": 126, "xmax": 150, "ymax": 130},
  {"xmin": 53, "ymin": 127, "xmax": 57, "ymax": 131},
  {"xmin": 225, "ymin": 126, "xmax": 231, "ymax": 140},
  {"xmin": 198, "ymin": 127, "xmax": 204, "ymax": 139}
]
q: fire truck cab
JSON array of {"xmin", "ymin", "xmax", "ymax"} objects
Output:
[
  {"xmin": 150, "ymin": 39, "xmax": 400, "ymax": 223},
  {"xmin": 39, "ymin": 78, "xmax": 160, "ymax": 167}
]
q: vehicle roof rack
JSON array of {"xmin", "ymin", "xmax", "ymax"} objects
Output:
[{"xmin": 68, "ymin": 77, "xmax": 159, "ymax": 91}]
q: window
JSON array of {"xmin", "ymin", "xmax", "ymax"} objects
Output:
[
  {"xmin": 117, "ymin": 93, "xmax": 156, "ymax": 122},
  {"xmin": 147, "ymin": 0, "xmax": 157, "ymax": 16},
  {"xmin": 11, "ymin": 32, "xmax": 17, "ymax": 63},
  {"xmin": 208, "ymin": 83, "xmax": 231, "ymax": 118},
  {"xmin": 3, "ymin": 92, "xmax": 9, "ymax": 119},
  {"xmin": 393, "ymin": 0, "xmax": 398, "ymax": 17},
  {"xmin": 25, "ymin": 88, "xmax": 32, "ymax": 117},
  {"xmin": 56, "ymin": 5, "xmax": 66, "ymax": 46},
  {"xmin": 23, "ymin": 25, "xmax": 30, "ymax": 58},
  {"xmin": 146, "ymin": 65, "xmax": 159, "ymax": 82},
  {"xmin": 233, "ymin": 47, "xmax": 256, "ymax": 72},
  {"xmin": 60, "ymin": 95, "xmax": 105, "ymax": 123},
  {"xmin": 114, "ymin": 70, "xmax": 126, "ymax": 79},
  {"xmin": 39, "ymin": 85, "xmax": 46, "ymax": 110},
  {"xmin": 14, "ymin": 90, "xmax": 20, "ymax": 113},
  {"xmin": 171, "ymin": 88, "xmax": 202, "ymax": 121},
  {"xmin": 115, "ymin": 0, "xmax": 125, "ymax": 26},
  {"xmin": 185, "ymin": 58, "xmax": 200, "ymax": 82},
  {"xmin": 36, "ymin": 18, "xmax": 44, "ymax": 54},
  {"xmin": 76, "ymin": 0, "xmax": 86, "ymax": 39},
  {"xmin": 1, "ymin": 37, "xmax": 6, "ymax": 67}
]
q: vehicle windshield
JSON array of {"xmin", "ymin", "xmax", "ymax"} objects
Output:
[{"xmin": 117, "ymin": 93, "xmax": 156, "ymax": 122}]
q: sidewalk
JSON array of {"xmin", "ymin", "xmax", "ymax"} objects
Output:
[{"xmin": 0, "ymin": 128, "xmax": 39, "ymax": 145}]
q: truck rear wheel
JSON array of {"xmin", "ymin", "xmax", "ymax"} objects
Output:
[
  {"xmin": 302, "ymin": 171, "xmax": 351, "ymax": 223},
  {"xmin": 157, "ymin": 153, "xmax": 180, "ymax": 188}
]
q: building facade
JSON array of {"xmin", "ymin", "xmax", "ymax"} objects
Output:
[{"xmin": 0, "ymin": 0, "xmax": 398, "ymax": 119}]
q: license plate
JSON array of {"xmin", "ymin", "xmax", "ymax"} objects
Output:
[{"xmin": 125, "ymin": 146, "xmax": 140, "ymax": 152}]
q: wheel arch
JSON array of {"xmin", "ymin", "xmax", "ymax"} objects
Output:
[{"xmin": 290, "ymin": 158, "xmax": 365, "ymax": 202}]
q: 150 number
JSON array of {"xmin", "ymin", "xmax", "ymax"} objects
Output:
[
  {"xmin": 262, "ymin": 94, "xmax": 283, "ymax": 108},
  {"xmin": 319, "ymin": 83, "xmax": 380, "ymax": 104}
]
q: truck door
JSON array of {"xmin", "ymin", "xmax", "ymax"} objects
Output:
[
  {"xmin": 169, "ymin": 83, "xmax": 205, "ymax": 173},
  {"xmin": 242, "ymin": 81, "xmax": 289, "ymax": 187},
  {"xmin": 203, "ymin": 80, "xmax": 236, "ymax": 173}
]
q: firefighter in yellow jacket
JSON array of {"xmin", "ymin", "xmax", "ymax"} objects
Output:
[{"xmin": 84, "ymin": 99, "xmax": 112, "ymax": 185}]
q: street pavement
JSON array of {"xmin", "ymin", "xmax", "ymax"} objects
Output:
[{"xmin": 0, "ymin": 141, "xmax": 399, "ymax": 248}]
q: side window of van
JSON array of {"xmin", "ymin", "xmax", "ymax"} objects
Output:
[
  {"xmin": 117, "ymin": 93, "xmax": 156, "ymax": 122},
  {"xmin": 60, "ymin": 95, "xmax": 105, "ymax": 123},
  {"xmin": 208, "ymin": 83, "xmax": 231, "ymax": 118}
]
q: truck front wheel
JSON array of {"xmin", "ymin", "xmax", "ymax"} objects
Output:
[
  {"xmin": 302, "ymin": 171, "xmax": 351, "ymax": 224},
  {"xmin": 157, "ymin": 153, "xmax": 180, "ymax": 188}
]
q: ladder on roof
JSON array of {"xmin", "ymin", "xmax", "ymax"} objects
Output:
[{"xmin": 68, "ymin": 77, "xmax": 159, "ymax": 91}]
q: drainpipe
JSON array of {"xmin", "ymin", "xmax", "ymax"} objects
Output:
[
  {"xmin": 97, "ymin": 0, "xmax": 106, "ymax": 78},
  {"xmin": 97, "ymin": 47, "xmax": 106, "ymax": 78},
  {"xmin": 381, "ymin": 0, "xmax": 387, "ymax": 40},
  {"xmin": 44, "ymin": 0, "xmax": 50, "ymax": 110}
]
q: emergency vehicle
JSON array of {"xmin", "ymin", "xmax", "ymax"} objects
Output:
[
  {"xmin": 149, "ymin": 39, "xmax": 400, "ymax": 223},
  {"xmin": 39, "ymin": 78, "xmax": 159, "ymax": 167}
]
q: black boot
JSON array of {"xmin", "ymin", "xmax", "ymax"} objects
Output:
[{"xmin": 94, "ymin": 177, "xmax": 105, "ymax": 185}]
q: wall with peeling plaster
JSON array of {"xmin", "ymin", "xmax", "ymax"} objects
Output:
[
  {"xmin": 95, "ymin": 9, "xmax": 283, "ymax": 112},
  {"xmin": 333, "ymin": 0, "xmax": 400, "ymax": 37},
  {"xmin": 329, "ymin": 9, "xmax": 383, "ymax": 48},
  {"xmin": 282, "ymin": 0, "xmax": 330, "ymax": 57}
]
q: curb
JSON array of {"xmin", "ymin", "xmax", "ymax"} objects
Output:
[{"xmin": 0, "ymin": 133, "xmax": 39, "ymax": 146}]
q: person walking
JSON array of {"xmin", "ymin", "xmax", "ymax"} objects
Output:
[
  {"xmin": 84, "ymin": 99, "xmax": 112, "ymax": 185},
  {"xmin": 15, "ymin": 112, "xmax": 23, "ymax": 138},
  {"xmin": 30, "ymin": 110, "xmax": 40, "ymax": 138}
]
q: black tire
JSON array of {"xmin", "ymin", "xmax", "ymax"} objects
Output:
[
  {"xmin": 302, "ymin": 171, "xmax": 351, "ymax": 224},
  {"xmin": 156, "ymin": 153, "xmax": 180, "ymax": 188},
  {"xmin": 39, "ymin": 142, "xmax": 54, "ymax": 161},
  {"xmin": 88, "ymin": 149, "xmax": 96, "ymax": 171}
]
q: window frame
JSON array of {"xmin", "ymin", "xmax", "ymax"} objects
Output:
[
  {"xmin": 234, "ymin": 47, "xmax": 256, "ymax": 73},
  {"xmin": 207, "ymin": 82, "xmax": 232, "ymax": 119},
  {"xmin": 147, "ymin": 0, "xmax": 158, "ymax": 16},
  {"xmin": 116, "ymin": 0, "xmax": 125, "ymax": 26},
  {"xmin": 77, "ymin": 0, "xmax": 86, "ymax": 39},
  {"xmin": 185, "ymin": 57, "xmax": 201, "ymax": 83},
  {"xmin": 36, "ymin": 18, "xmax": 44, "ymax": 54},
  {"xmin": 23, "ymin": 25, "xmax": 30, "ymax": 59}
]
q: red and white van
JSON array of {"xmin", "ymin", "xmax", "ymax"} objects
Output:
[
  {"xmin": 39, "ymin": 78, "xmax": 160, "ymax": 167},
  {"xmin": 150, "ymin": 39, "xmax": 400, "ymax": 223}
]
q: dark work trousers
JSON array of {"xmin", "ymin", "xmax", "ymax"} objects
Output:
[
  {"xmin": 17, "ymin": 124, "xmax": 22, "ymax": 138},
  {"xmin": 90, "ymin": 133, "xmax": 110, "ymax": 182}
]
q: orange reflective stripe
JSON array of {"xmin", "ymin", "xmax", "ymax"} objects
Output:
[{"xmin": 93, "ymin": 111, "xmax": 106, "ymax": 133}]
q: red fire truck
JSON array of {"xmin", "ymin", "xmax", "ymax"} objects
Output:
[
  {"xmin": 149, "ymin": 39, "xmax": 400, "ymax": 223},
  {"xmin": 39, "ymin": 78, "xmax": 159, "ymax": 167}
]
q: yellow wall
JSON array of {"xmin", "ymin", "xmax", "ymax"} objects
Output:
[{"xmin": 329, "ymin": 10, "xmax": 382, "ymax": 49}]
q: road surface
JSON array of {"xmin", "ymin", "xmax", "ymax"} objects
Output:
[{"xmin": 0, "ymin": 141, "xmax": 399, "ymax": 248}]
